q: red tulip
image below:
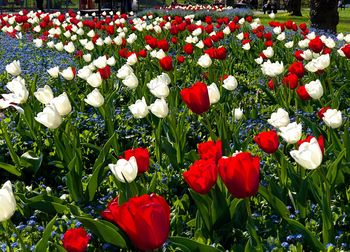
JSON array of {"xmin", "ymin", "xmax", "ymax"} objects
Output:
[
  {"xmin": 123, "ymin": 147, "xmax": 150, "ymax": 174},
  {"xmin": 62, "ymin": 228, "xmax": 90, "ymax": 252},
  {"xmin": 308, "ymin": 36, "xmax": 324, "ymax": 53},
  {"xmin": 98, "ymin": 65, "xmax": 111, "ymax": 80},
  {"xmin": 218, "ymin": 152, "xmax": 260, "ymax": 198},
  {"xmin": 101, "ymin": 194, "xmax": 170, "ymax": 251},
  {"xmin": 180, "ymin": 82, "xmax": 210, "ymax": 114},
  {"xmin": 254, "ymin": 130, "xmax": 279, "ymax": 154},
  {"xmin": 294, "ymin": 50, "xmax": 304, "ymax": 61},
  {"xmin": 159, "ymin": 56, "xmax": 173, "ymax": 71},
  {"xmin": 282, "ymin": 73, "xmax": 299, "ymax": 89},
  {"xmin": 177, "ymin": 55, "xmax": 185, "ymax": 64},
  {"xmin": 183, "ymin": 43, "xmax": 194, "ymax": 55},
  {"xmin": 288, "ymin": 62, "xmax": 305, "ymax": 78},
  {"xmin": 341, "ymin": 44, "xmax": 350, "ymax": 59},
  {"xmin": 197, "ymin": 140, "xmax": 222, "ymax": 163},
  {"xmin": 268, "ymin": 79, "xmax": 275, "ymax": 90},
  {"xmin": 296, "ymin": 86, "xmax": 311, "ymax": 100},
  {"xmin": 183, "ymin": 159, "xmax": 217, "ymax": 194}
]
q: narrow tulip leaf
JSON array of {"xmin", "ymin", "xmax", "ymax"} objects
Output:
[
  {"xmin": 0, "ymin": 161, "xmax": 21, "ymax": 176},
  {"xmin": 76, "ymin": 217, "xmax": 127, "ymax": 248},
  {"xmin": 189, "ymin": 189, "xmax": 212, "ymax": 233},
  {"xmin": 259, "ymin": 187, "xmax": 290, "ymax": 219},
  {"xmin": 20, "ymin": 151, "xmax": 43, "ymax": 174},
  {"xmin": 67, "ymin": 156, "xmax": 84, "ymax": 202},
  {"xmin": 169, "ymin": 237, "xmax": 221, "ymax": 252},
  {"xmin": 326, "ymin": 149, "xmax": 345, "ymax": 186},
  {"xmin": 34, "ymin": 215, "xmax": 57, "ymax": 252},
  {"xmin": 53, "ymin": 244, "xmax": 67, "ymax": 252}
]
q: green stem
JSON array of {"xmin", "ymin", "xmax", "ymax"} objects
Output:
[{"xmin": 1, "ymin": 222, "xmax": 13, "ymax": 252}]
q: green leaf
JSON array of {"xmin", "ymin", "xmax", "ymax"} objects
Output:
[
  {"xmin": 189, "ymin": 189, "xmax": 211, "ymax": 233},
  {"xmin": 34, "ymin": 215, "xmax": 57, "ymax": 252},
  {"xmin": 169, "ymin": 237, "xmax": 221, "ymax": 252},
  {"xmin": 85, "ymin": 133, "xmax": 117, "ymax": 201},
  {"xmin": 76, "ymin": 216, "xmax": 127, "ymax": 248},
  {"xmin": 326, "ymin": 149, "xmax": 345, "ymax": 186},
  {"xmin": 259, "ymin": 187, "xmax": 289, "ymax": 219},
  {"xmin": 20, "ymin": 151, "xmax": 43, "ymax": 174},
  {"xmin": 67, "ymin": 156, "xmax": 84, "ymax": 202},
  {"xmin": 53, "ymin": 244, "xmax": 67, "ymax": 252},
  {"xmin": 0, "ymin": 162, "xmax": 21, "ymax": 176}
]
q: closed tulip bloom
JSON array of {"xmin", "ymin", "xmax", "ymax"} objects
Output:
[
  {"xmin": 60, "ymin": 67, "xmax": 75, "ymax": 81},
  {"xmin": 62, "ymin": 228, "xmax": 90, "ymax": 252},
  {"xmin": 83, "ymin": 54, "xmax": 92, "ymax": 63},
  {"xmin": 290, "ymin": 137, "xmax": 323, "ymax": 169},
  {"xmin": 124, "ymin": 147, "xmax": 150, "ymax": 174},
  {"xmin": 127, "ymin": 53, "xmax": 138, "ymax": 66},
  {"xmin": 207, "ymin": 83, "xmax": 220, "ymax": 105},
  {"xmin": 159, "ymin": 56, "xmax": 173, "ymax": 71},
  {"xmin": 35, "ymin": 105, "xmax": 62, "ymax": 129},
  {"xmin": 54, "ymin": 42, "xmax": 64, "ymax": 51},
  {"xmin": 296, "ymin": 86, "xmax": 311, "ymax": 101},
  {"xmin": 288, "ymin": 61, "xmax": 304, "ymax": 78},
  {"xmin": 0, "ymin": 181, "xmax": 16, "ymax": 222},
  {"xmin": 268, "ymin": 108, "xmax": 290, "ymax": 129},
  {"xmin": 77, "ymin": 66, "xmax": 92, "ymax": 81},
  {"xmin": 87, "ymin": 72, "xmax": 103, "ymax": 88},
  {"xmin": 198, "ymin": 140, "xmax": 222, "ymax": 164},
  {"xmin": 101, "ymin": 194, "xmax": 170, "ymax": 251},
  {"xmin": 122, "ymin": 73, "xmax": 139, "ymax": 89},
  {"xmin": 64, "ymin": 42, "xmax": 75, "ymax": 54},
  {"xmin": 129, "ymin": 97, "xmax": 149, "ymax": 118},
  {"xmin": 305, "ymin": 79, "xmax": 323, "ymax": 99},
  {"xmin": 107, "ymin": 56, "xmax": 116, "ymax": 66},
  {"xmin": 147, "ymin": 80, "xmax": 169, "ymax": 98},
  {"xmin": 149, "ymin": 98, "xmax": 168, "ymax": 118},
  {"xmin": 183, "ymin": 159, "xmax": 218, "ymax": 194},
  {"xmin": 47, "ymin": 66, "xmax": 60, "ymax": 78},
  {"xmin": 117, "ymin": 64, "xmax": 134, "ymax": 79},
  {"xmin": 6, "ymin": 60, "xmax": 22, "ymax": 76},
  {"xmin": 234, "ymin": 108, "xmax": 243, "ymax": 120},
  {"xmin": 254, "ymin": 130, "xmax": 279, "ymax": 153},
  {"xmin": 108, "ymin": 157, "xmax": 138, "ymax": 183},
  {"xmin": 180, "ymin": 82, "xmax": 210, "ymax": 115},
  {"xmin": 34, "ymin": 85, "xmax": 54, "ymax": 104},
  {"xmin": 84, "ymin": 89, "xmax": 104, "ymax": 107},
  {"xmin": 223, "ymin": 75, "xmax": 238, "ymax": 91},
  {"xmin": 51, "ymin": 92, "xmax": 72, "ymax": 116},
  {"xmin": 93, "ymin": 55, "xmax": 107, "ymax": 69},
  {"xmin": 279, "ymin": 122, "xmax": 302, "ymax": 144},
  {"xmin": 262, "ymin": 47, "xmax": 274, "ymax": 58},
  {"xmin": 197, "ymin": 54, "xmax": 212, "ymax": 68},
  {"xmin": 218, "ymin": 152, "xmax": 260, "ymax": 198},
  {"xmin": 322, "ymin": 109, "xmax": 342, "ymax": 129}
]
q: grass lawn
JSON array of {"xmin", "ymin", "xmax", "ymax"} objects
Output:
[{"xmin": 256, "ymin": 8, "xmax": 350, "ymax": 33}]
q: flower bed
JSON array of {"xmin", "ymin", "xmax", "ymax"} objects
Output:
[{"xmin": 0, "ymin": 9, "xmax": 350, "ymax": 251}]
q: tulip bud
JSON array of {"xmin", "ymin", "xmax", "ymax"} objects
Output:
[
  {"xmin": 34, "ymin": 85, "xmax": 54, "ymax": 105},
  {"xmin": 84, "ymin": 88, "xmax": 104, "ymax": 107},
  {"xmin": 6, "ymin": 60, "xmax": 22, "ymax": 76},
  {"xmin": 0, "ymin": 181, "xmax": 16, "ymax": 222},
  {"xmin": 149, "ymin": 98, "xmax": 169, "ymax": 118},
  {"xmin": 207, "ymin": 83, "xmax": 220, "ymax": 105},
  {"xmin": 234, "ymin": 108, "xmax": 243, "ymax": 121},
  {"xmin": 35, "ymin": 105, "xmax": 62, "ymax": 129},
  {"xmin": 129, "ymin": 97, "xmax": 149, "ymax": 118},
  {"xmin": 108, "ymin": 157, "xmax": 138, "ymax": 183},
  {"xmin": 51, "ymin": 92, "xmax": 72, "ymax": 116}
]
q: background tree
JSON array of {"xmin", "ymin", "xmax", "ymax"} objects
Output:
[
  {"xmin": 310, "ymin": 0, "xmax": 339, "ymax": 32},
  {"xmin": 287, "ymin": 0, "xmax": 302, "ymax": 16}
]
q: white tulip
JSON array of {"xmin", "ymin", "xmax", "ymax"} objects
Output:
[
  {"xmin": 149, "ymin": 98, "xmax": 169, "ymax": 118},
  {"xmin": 60, "ymin": 67, "xmax": 75, "ymax": 81},
  {"xmin": 277, "ymin": 32, "xmax": 286, "ymax": 41},
  {"xmin": 122, "ymin": 73, "xmax": 138, "ymax": 89},
  {"xmin": 305, "ymin": 80, "xmax": 323, "ymax": 99},
  {"xmin": 290, "ymin": 138, "xmax": 323, "ymax": 169},
  {"xmin": 222, "ymin": 75, "xmax": 238, "ymax": 91},
  {"xmin": 268, "ymin": 108, "xmax": 290, "ymax": 128},
  {"xmin": 93, "ymin": 56, "xmax": 107, "ymax": 69},
  {"xmin": 86, "ymin": 72, "xmax": 103, "ymax": 88},
  {"xmin": 279, "ymin": 122, "xmax": 302, "ymax": 144},
  {"xmin": 84, "ymin": 41, "xmax": 95, "ymax": 51},
  {"xmin": 262, "ymin": 47, "xmax": 274, "ymax": 58},
  {"xmin": 5, "ymin": 60, "xmax": 21, "ymax": 76},
  {"xmin": 127, "ymin": 53, "xmax": 138, "ymax": 66},
  {"xmin": 242, "ymin": 42, "xmax": 251, "ymax": 50},
  {"xmin": 0, "ymin": 99, "xmax": 24, "ymax": 113},
  {"xmin": 234, "ymin": 108, "xmax": 243, "ymax": 121},
  {"xmin": 35, "ymin": 105, "xmax": 62, "ymax": 129},
  {"xmin": 83, "ymin": 54, "xmax": 92, "ymax": 63},
  {"xmin": 109, "ymin": 156, "xmax": 138, "ymax": 183},
  {"xmin": 285, "ymin": 41, "xmax": 294, "ymax": 48},
  {"xmin": 3, "ymin": 77, "xmax": 28, "ymax": 104},
  {"xmin": 117, "ymin": 64, "xmax": 134, "ymax": 79},
  {"xmin": 47, "ymin": 66, "xmax": 60, "ymax": 78},
  {"xmin": 207, "ymin": 83, "xmax": 220, "ymax": 105},
  {"xmin": 147, "ymin": 79, "xmax": 169, "ymax": 98},
  {"xmin": 322, "ymin": 109, "xmax": 342, "ymax": 129},
  {"xmin": 34, "ymin": 85, "xmax": 54, "ymax": 104},
  {"xmin": 54, "ymin": 42, "xmax": 64, "ymax": 51},
  {"xmin": 0, "ymin": 181, "xmax": 16, "ymax": 222},
  {"xmin": 197, "ymin": 54, "xmax": 212, "ymax": 68},
  {"xmin": 84, "ymin": 88, "xmax": 104, "ymax": 107},
  {"xmin": 77, "ymin": 66, "xmax": 92, "ymax": 81},
  {"xmin": 261, "ymin": 60, "xmax": 284, "ymax": 77},
  {"xmin": 129, "ymin": 97, "xmax": 149, "ymax": 118},
  {"xmin": 64, "ymin": 42, "xmax": 75, "ymax": 54},
  {"xmin": 51, "ymin": 92, "xmax": 72, "ymax": 116},
  {"xmin": 107, "ymin": 56, "xmax": 116, "ymax": 66}
]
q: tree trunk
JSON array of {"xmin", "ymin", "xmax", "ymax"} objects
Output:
[
  {"xmin": 310, "ymin": 0, "xmax": 339, "ymax": 33},
  {"xmin": 291, "ymin": 0, "xmax": 302, "ymax": 16}
]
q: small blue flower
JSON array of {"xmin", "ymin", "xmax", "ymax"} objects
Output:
[{"xmin": 281, "ymin": 242, "xmax": 289, "ymax": 248}]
